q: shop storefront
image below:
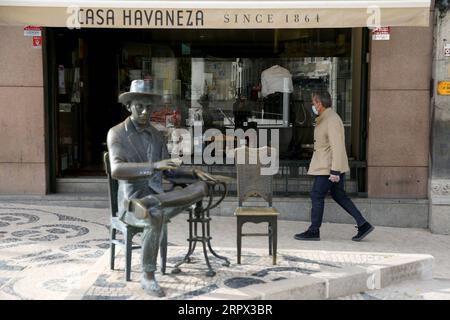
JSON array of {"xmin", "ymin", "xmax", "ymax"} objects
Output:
[
  {"xmin": 45, "ymin": 27, "xmax": 361, "ymax": 194},
  {"xmin": 1, "ymin": 1, "xmax": 438, "ymax": 230}
]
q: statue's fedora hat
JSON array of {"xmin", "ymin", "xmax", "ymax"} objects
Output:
[{"xmin": 118, "ymin": 79, "xmax": 161, "ymax": 104}]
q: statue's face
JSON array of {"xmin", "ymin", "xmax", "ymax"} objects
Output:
[{"xmin": 129, "ymin": 98, "xmax": 153, "ymax": 126}]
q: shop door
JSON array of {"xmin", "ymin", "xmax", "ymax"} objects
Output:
[{"xmin": 54, "ymin": 29, "xmax": 124, "ymax": 177}]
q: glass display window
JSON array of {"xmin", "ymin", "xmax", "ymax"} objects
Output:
[{"xmin": 51, "ymin": 27, "xmax": 363, "ymax": 195}]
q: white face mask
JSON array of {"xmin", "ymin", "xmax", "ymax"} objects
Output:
[{"xmin": 312, "ymin": 105, "xmax": 319, "ymax": 116}]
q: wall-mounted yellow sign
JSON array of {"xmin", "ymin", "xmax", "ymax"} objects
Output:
[{"xmin": 438, "ymin": 81, "xmax": 450, "ymax": 95}]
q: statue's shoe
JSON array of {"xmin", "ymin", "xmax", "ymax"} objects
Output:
[
  {"xmin": 124, "ymin": 199, "xmax": 149, "ymax": 219},
  {"xmin": 140, "ymin": 276, "xmax": 165, "ymax": 297}
]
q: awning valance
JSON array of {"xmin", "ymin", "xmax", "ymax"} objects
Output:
[{"xmin": 0, "ymin": 0, "xmax": 431, "ymax": 29}]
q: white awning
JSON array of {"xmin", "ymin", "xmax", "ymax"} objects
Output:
[{"xmin": 0, "ymin": 0, "xmax": 431, "ymax": 29}]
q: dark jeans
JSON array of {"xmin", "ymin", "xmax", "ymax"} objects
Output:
[{"xmin": 308, "ymin": 174, "xmax": 367, "ymax": 232}]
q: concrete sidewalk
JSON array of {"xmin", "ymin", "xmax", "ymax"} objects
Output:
[{"xmin": 0, "ymin": 201, "xmax": 449, "ymax": 300}]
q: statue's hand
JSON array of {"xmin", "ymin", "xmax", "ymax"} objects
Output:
[
  {"xmin": 153, "ymin": 158, "xmax": 182, "ymax": 171},
  {"xmin": 194, "ymin": 169, "xmax": 218, "ymax": 183}
]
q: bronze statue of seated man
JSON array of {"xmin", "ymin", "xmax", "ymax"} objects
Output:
[{"xmin": 107, "ymin": 79, "xmax": 220, "ymax": 297}]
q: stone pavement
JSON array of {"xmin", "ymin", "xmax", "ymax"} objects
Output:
[
  {"xmin": 0, "ymin": 203, "xmax": 109, "ymax": 300},
  {"xmin": 339, "ymin": 278, "xmax": 450, "ymax": 300},
  {"xmin": 0, "ymin": 202, "xmax": 449, "ymax": 300}
]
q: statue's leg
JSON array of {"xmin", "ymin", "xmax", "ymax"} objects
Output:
[
  {"xmin": 140, "ymin": 209, "xmax": 165, "ymax": 297},
  {"xmin": 160, "ymin": 223, "xmax": 167, "ymax": 275},
  {"xmin": 163, "ymin": 206, "xmax": 188, "ymax": 222}
]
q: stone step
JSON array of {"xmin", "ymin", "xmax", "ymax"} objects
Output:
[
  {"xmin": 55, "ymin": 177, "xmax": 358, "ymax": 194},
  {"xmin": 56, "ymin": 178, "xmax": 109, "ymax": 194},
  {"xmin": 200, "ymin": 252, "xmax": 434, "ymax": 300},
  {"xmin": 0, "ymin": 193, "xmax": 429, "ymax": 228},
  {"xmin": 0, "ymin": 192, "xmax": 109, "ymax": 208}
]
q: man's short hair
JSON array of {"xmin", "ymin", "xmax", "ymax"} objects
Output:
[{"xmin": 312, "ymin": 90, "xmax": 332, "ymax": 109}]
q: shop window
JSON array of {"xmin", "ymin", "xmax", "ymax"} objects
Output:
[
  {"xmin": 52, "ymin": 28, "xmax": 363, "ymax": 195},
  {"xmin": 116, "ymin": 29, "xmax": 353, "ymax": 164}
]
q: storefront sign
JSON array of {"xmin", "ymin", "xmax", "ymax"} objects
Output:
[
  {"xmin": 65, "ymin": 8, "xmax": 324, "ymax": 28},
  {"xmin": 444, "ymin": 44, "xmax": 450, "ymax": 57},
  {"xmin": 0, "ymin": 2, "xmax": 431, "ymax": 29},
  {"xmin": 438, "ymin": 81, "xmax": 450, "ymax": 95},
  {"xmin": 372, "ymin": 27, "xmax": 390, "ymax": 40},
  {"xmin": 23, "ymin": 25, "xmax": 41, "ymax": 36}
]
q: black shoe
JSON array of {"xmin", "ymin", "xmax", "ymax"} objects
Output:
[
  {"xmin": 352, "ymin": 222, "xmax": 374, "ymax": 241},
  {"xmin": 294, "ymin": 230, "xmax": 320, "ymax": 241}
]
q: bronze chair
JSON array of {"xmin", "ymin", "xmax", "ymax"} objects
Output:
[
  {"xmin": 104, "ymin": 152, "xmax": 168, "ymax": 281},
  {"xmin": 235, "ymin": 146, "xmax": 279, "ymax": 265}
]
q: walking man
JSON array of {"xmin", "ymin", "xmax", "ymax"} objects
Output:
[{"xmin": 294, "ymin": 90, "xmax": 374, "ymax": 241}]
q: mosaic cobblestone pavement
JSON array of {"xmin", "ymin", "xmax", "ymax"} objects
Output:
[
  {"xmin": 0, "ymin": 203, "xmax": 110, "ymax": 300},
  {"xmin": 76, "ymin": 247, "xmax": 395, "ymax": 300},
  {"xmin": 0, "ymin": 202, "xmax": 429, "ymax": 300}
]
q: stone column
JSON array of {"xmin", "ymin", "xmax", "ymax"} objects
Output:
[
  {"xmin": 367, "ymin": 21, "xmax": 433, "ymax": 199},
  {"xmin": 430, "ymin": 5, "xmax": 450, "ymax": 234},
  {"xmin": 0, "ymin": 26, "xmax": 46, "ymax": 194}
]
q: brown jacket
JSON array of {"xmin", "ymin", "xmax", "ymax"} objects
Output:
[{"xmin": 307, "ymin": 108, "xmax": 350, "ymax": 176}]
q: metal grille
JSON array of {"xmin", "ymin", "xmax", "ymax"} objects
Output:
[{"xmin": 178, "ymin": 160, "xmax": 366, "ymax": 197}]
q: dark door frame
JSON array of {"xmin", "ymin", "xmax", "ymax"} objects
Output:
[
  {"xmin": 43, "ymin": 27, "xmax": 57, "ymax": 193},
  {"xmin": 358, "ymin": 27, "xmax": 370, "ymax": 196}
]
